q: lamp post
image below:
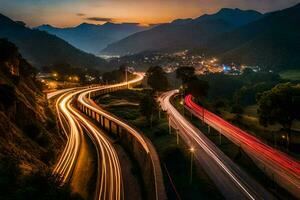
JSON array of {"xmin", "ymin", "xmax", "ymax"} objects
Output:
[
  {"xmin": 189, "ymin": 147, "xmax": 195, "ymax": 183},
  {"xmin": 125, "ymin": 66, "xmax": 128, "ymax": 89}
]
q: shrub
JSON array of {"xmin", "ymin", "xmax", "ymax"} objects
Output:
[{"xmin": 23, "ymin": 123, "xmax": 41, "ymax": 139}]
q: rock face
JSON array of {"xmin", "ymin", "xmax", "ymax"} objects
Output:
[{"xmin": 0, "ymin": 39, "xmax": 63, "ymax": 172}]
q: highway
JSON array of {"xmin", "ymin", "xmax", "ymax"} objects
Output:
[
  {"xmin": 185, "ymin": 94, "xmax": 300, "ymax": 198},
  {"xmin": 49, "ymin": 87, "xmax": 123, "ymax": 200},
  {"xmin": 76, "ymin": 73, "xmax": 167, "ymax": 200},
  {"xmin": 158, "ymin": 90, "xmax": 274, "ymax": 200},
  {"xmin": 48, "ymin": 73, "xmax": 163, "ymax": 200}
]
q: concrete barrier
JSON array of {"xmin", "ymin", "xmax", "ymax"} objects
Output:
[{"xmin": 76, "ymin": 79, "xmax": 167, "ymax": 200}]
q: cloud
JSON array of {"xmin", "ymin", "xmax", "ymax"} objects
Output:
[
  {"xmin": 76, "ymin": 13, "xmax": 86, "ymax": 17},
  {"xmin": 85, "ymin": 17, "xmax": 114, "ymax": 22}
]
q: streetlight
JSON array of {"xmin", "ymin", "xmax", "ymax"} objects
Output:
[{"xmin": 189, "ymin": 147, "xmax": 195, "ymax": 183}]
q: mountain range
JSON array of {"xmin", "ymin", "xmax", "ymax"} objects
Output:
[
  {"xmin": 201, "ymin": 3, "xmax": 300, "ymax": 70},
  {"xmin": 101, "ymin": 8, "xmax": 263, "ymax": 56},
  {"xmin": 0, "ymin": 14, "xmax": 108, "ymax": 70},
  {"xmin": 1, "ymin": 3, "xmax": 299, "ymax": 72},
  {"xmin": 36, "ymin": 22, "xmax": 150, "ymax": 54},
  {"xmin": 102, "ymin": 3, "xmax": 300, "ymax": 71}
]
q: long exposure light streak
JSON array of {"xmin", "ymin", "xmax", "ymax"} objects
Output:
[
  {"xmin": 185, "ymin": 94, "xmax": 300, "ymax": 197},
  {"xmin": 48, "ymin": 73, "xmax": 145, "ymax": 200},
  {"xmin": 159, "ymin": 90, "xmax": 273, "ymax": 199}
]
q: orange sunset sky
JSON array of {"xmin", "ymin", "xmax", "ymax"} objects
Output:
[{"xmin": 1, "ymin": 0, "xmax": 299, "ymax": 27}]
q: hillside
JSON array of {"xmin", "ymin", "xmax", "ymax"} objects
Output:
[
  {"xmin": 201, "ymin": 3, "xmax": 300, "ymax": 71},
  {"xmin": 36, "ymin": 22, "xmax": 149, "ymax": 54},
  {"xmin": 101, "ymin": 8, "xmax": 262, "ymax": 56},
  {"xmin": 0, "ymin": 14, "xmax": 109, "ymax": 70},
  {"xmin": 0, "ymin": 39, "xmax": 82, "ymax": 199}
]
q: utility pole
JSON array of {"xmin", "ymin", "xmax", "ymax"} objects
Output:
[
  {"xmin": 219, "ymin": 128, "xmax": 222, "ymax": 145},
  {"xmin": 176, "ymin": 129, "xmax": 179, "ymax": 145},
  {"xmin": 125, "ymin": 66, "xmax": 128, "ymax": 89},
  {"xmin": 202, "ymin": 107, "xmax": 205, "ymax": 125},
  {"xmin": 168, "ymin": 117, "xmax": 172, "ymax": 135}
]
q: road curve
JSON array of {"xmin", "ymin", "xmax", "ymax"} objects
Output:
[
  {"xmin": 158, "ymin": 90, "xmax": 274, "ymax": 200},
  {"xmin": 76, "ymin": 73, "xmax": 166, "ymax": 200},
  {"xmin": 185, "ymin": 94, "xmax": 300, "ymax": 198},
  {"xmin": 49, "ymin": 73, "xmax": 165, "ymax": 200},
  {"xmin": 49, "ymin": 86, "xmax": 125, "ymax": 200}
]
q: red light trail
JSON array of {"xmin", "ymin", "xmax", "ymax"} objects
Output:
[{"xmin": 185, "ymin": 94, "xmax": 300, "ymax": 197}]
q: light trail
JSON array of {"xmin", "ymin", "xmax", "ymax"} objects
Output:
[
  {"xmin": 51, "ymin": 87, "xmax": 123, "ymax": 200},
  {"xmin": 77, "ymin": 73, "xmax": 150, "ymax": 154},
  {"xmin": 159, "ymin": 90, "xmax": 273, "ymax": 200},
  {"xmin": 76, "ymin": 73, "xmax": 166, "ymax": 200},
  {"xmin": 53, "ymin": 90, "xmax": 82, "ymax": 183},
  {"xmin": 49, "ymin": 73, "xmax": 146, "ymax": 200},
  {"xmin": 185, "ymin": 94, "xmax": 300, "ymax": 197},
  {"xmin": 69, "ymin": 102, "xmax": 123, "ymax": 200}
]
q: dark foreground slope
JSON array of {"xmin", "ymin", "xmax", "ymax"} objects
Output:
[
  {"xmin": 0, "ymin": 39, "xmax": 81, "ymax": 200},
  {"xmin": 0, "ymin": 14, "xmax": 108, "ymax": 70}
]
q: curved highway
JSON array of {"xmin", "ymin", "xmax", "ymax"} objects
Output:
[
  {"xmin": 158, "ymin": 90, "xmax": 274, "ymax": 200},
  {"xmin": 48, "ymin": 73, "xmax": 166, "ymax": 200},
  {"xmin": 185, "ymin": 94, "xmax": 300, "ymax": 198},
  {"xmin": 48, "ymin": 74, "xmax": 146, "ymax": 200},
  {"xmin": 76, "ymin": 73, "xmax": 166, "ymax": 200}
]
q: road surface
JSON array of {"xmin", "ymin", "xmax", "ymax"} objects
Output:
[
  {"xmin": 158, "ymin": 90, "xmax": 274, "ymax": 200},
  {"xmin": 48, "ymin": 73, "xmax": 166, "ymax": 200},
  {"xmin": 76, "ymin": 73, "xmax": 166, "ymax": 200},
  {"xmin": 185, "ymin": 94, "xmax": 300, "ymax": 198}
]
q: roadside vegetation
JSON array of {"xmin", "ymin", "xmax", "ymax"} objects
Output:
[
  {"xmin": 96, "ymin": 67, "xmax": 224, "ymax": 199},
  {"xmin": 97, "ymin": 89, "xmax": 224, "ymax": 200},
  {"xmin": 186, "ymin": 69, "xmax": 300, "ymax": 155},
  {"xmin": 172, "ymin": 96, "xmax": 296, "ymax": 199},
  {"xmin": 280, "ymin": 69, "xmax": 300, "ymax": 81}
]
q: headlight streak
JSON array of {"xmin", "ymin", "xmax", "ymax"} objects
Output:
[
  {"xmin": 76, "ymin": 73, "xmax": 164, "ymax": 200},
  {"xmin": 158, "ymin": 90, "xmax": 266, "ymax": 200},
  {"xmin": 48, "ymin": 73, "xmax": 145, "ymax": 200}
]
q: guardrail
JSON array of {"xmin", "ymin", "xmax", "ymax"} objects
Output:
[{"xmin": 76, "ymin": 76, "xmax": 167, "ymax": 200}]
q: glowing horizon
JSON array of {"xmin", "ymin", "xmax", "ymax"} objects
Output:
[{"xmin": 1, "ymin": 0, "xmax": 299, "ymax": 28}]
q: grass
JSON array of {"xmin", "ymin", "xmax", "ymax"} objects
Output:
[
  {"xmin": 279, "ymin": 70, "xmax": 300, "ymax": 81},
  {"xmin": 172, "ymin": 96, "xmax": 297, "ymax": 199},
  {"xmin": 97, "ymin": 89, "xmax": 224, "ymax": 200}
]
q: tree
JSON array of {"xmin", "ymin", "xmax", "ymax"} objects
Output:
[
  {"xmin": 186, "ymin": 77, "xmax": 209, "ymax": 100},
  {"xmin": 0, "ymin": 84, "xmax": 16, "ymax": 110},
  {"xmin": 140, "ymin": 93, "xmax": 158, "ymax": 128},
  {"xmin": 0, "ymin": 39, "xmax": 19, "ymax": 64},
  {"xmin": 257, "ymin": 83, "xmax": 300, "ymax": 148},
  {"xmin": 176, "ymin": 66, "xmax": 195, "ymax": 84},
  {"xmin": 146, "ymin": 66, "xmax": 169, "ymax": 92},
  {"xmin": 102, "ymin": 65, "xmax": 132, "ymax": 84}
]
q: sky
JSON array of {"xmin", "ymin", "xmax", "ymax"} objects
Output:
[{"xmin": 1, "ymin": 0, "xmax": 300, "ymax": 27}]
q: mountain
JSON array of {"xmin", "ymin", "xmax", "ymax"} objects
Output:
[
  {"xmin": 0, "ymin": 13, "xmax": 108, "ymax": 70},
  {"xmin": 202, "ymin": 3, "xmax": 300, "ymax": 71},
  {"xmin": 101, "ymin": 8, "xmax": 262, "ymax": 56},
  {"xmin": 36, "ymin": 22, "xmax": 149, "ymax": 54},
  {"xmin": 194, "ymin": 8, "xmax": 262, "ymax": 27}
]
